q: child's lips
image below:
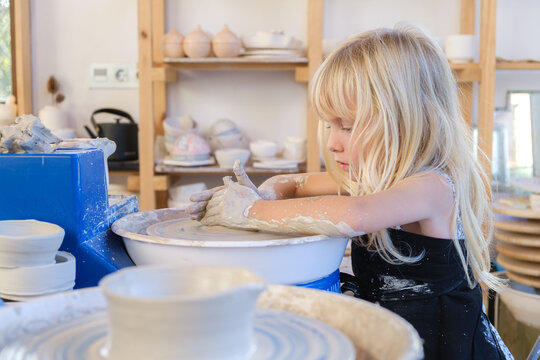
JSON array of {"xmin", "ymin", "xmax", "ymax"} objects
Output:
[{"xmin": 337, "ymin": 161, "xmax": 349, "ymax": 170}]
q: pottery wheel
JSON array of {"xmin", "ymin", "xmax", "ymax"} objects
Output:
[
  {"xmin": 0, "ymin": 308, "xmax": 355, "ymax": 360},
  {"xmin": 146, "ymin": 218, "xmax": 295, "ymax": 242}
]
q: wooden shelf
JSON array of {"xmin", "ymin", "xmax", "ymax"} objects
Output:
[
  {"xmin": 449, "ymin": 62, "xmax": 482, "ymax": 82},
  {"xmin": 153, "ymin": 59, "xmax": 310, "ymax": 83},
  {"xmin": 155, "ymin": 164, "xmax": 306, "ymax": 175},
  {"xmin": 496, "ymin": 60, "xmax": 540, "ymax": 70}
]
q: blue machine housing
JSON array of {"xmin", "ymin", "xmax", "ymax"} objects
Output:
[{"xmin": 0, "ymin": 148, "xmax": 136, "ymax": 288}]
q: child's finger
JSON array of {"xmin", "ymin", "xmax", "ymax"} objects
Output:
[
  {"xmin": 222, "ymin": 176, "xmax": 233, "ymax": 186},
  {"xmin": 233, "ymin": 160, "xmax": 259, "ymax": 193},
  {"xmin": 189, "ymin": 186, "xmax": 223, "ymax": 202},
  {"xmin": 191, "ymin": 211, "xmax": 205, "ymax": 221},
  {"xmin": 186, "ymin": 201, "xmax": 208, "ymax": 214},
  {"xmin": 201, "ymin": 214, "xmax": 218, "ymax": 226}
]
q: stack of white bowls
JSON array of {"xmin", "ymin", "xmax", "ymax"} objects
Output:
[{"xmin": 0, "ymin": 220, "xmax": 75, "ymax": 301}]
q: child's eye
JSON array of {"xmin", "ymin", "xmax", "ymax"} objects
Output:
[{"xmin": 341, "ymin": 127, "xmax": 352, "ymax": 132}]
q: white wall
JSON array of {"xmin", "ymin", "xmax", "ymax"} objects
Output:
[{"xmin": 29, "ymin": 0, "xmax": 540, "ymax": 187}]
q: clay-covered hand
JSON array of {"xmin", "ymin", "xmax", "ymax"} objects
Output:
[
  {"xmin": 187, "ymin": 160, "xmax": 264, "ymax": 221},
  {"xmin": 186, "ymin": 186, "xmax": 224, "ymax": 221},
  {"xmin": 201, "ymin": 175, "xmax": 262, "ymax": 230}
]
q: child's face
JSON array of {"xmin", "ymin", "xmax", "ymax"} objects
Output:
[{"xmin": 325, "ymin": 118, "xmax": 357, "ymax": 172}]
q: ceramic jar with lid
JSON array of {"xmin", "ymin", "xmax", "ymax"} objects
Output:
[
  {"xmin": 161, "ymin": 26, "xmax": 184, "ymax": 58},
  {"xmin": 212, "ymin": 25, "xmax": 242, "ymax": 58},
  {"xmin": 183, "ymin": 25, "xmax": 211, "ymax": 58}
]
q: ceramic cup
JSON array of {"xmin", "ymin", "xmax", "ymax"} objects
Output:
[
  {"xmin": 282, "ymin": 136, "xmax": 306, "ymax": 161},
  {"xmin": 99, "ymin": 265, "xmax": 267, "ymax": 360},
  {"xmin": 444, "ymin": 34, "xmax": 475, "ymax": 63}
]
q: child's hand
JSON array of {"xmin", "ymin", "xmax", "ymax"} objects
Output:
[
  {"xmin": 186, "ymin": 186, "xmax": 224, "ymax": 221},
  {"xmin": 201, "ymin": 175, "xmax": 262, "ymax": 230},
  {"xmin": 187, "ymin": 160, "xmax": 265, "ymax": 221}
]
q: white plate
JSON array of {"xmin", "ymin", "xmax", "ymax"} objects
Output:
[
  {"xmin": 241, "ymin": 49, "xmax": 304, "ymax": 57},
  {"xmin": 507, "ymin": 177, "xmax": 540, "ymax": 193},
  {"xmin": 253, "ymin": 159, "xmax": 302, "ymax": 169},
  {"xmin": 0, "ymin": 304, "xmax": 354, "ymax": 360},
  {"xmin": 162, "ymin": 156, "xmax": 215, "ymax": 167}
]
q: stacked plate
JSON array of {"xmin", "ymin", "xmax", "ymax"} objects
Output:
[
  {"xmin": 0, "ymin": 220, "xmax": 75, "ymax": 301},
  {"xmin": 241, "ymin": 31, "xmax": 304, "ymax": 58},
  {"xmin": 494, "ymin": 193, "xmax": 540, "ymax": 289}
]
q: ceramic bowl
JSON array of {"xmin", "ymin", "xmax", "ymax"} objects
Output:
[
  {"xmin": 215, "ymin": 148, "xmax": 250, "ymax": 169},
  {"xmin": 112, "ymin": 208, "xmax": 349, "ymax": 285},
  {"xmin": 0, "ymin": 220, "xmax": 65, "ymax": 268},
  {"xmin": 0, "ymin": 251, "xmax": 75, "ymax": 297},
  {"xmin": 171, "ymin": 133, "xmax": 210, "ymax": 161},
  {"xmin": 249, "ymin": 140, "xmax": 278, "ymax": 159}
]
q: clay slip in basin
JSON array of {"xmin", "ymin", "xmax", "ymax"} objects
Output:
[{"xmin": 0, "ymin": 220, "xmax": 65, "ymax": 268}]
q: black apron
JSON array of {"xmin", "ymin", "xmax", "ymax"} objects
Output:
[{"xmin": 341, "ymin": 229, "xmax": 513, "ymax": 360}]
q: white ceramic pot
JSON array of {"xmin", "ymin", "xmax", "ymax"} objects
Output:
[
  {"xmin": 215, "ymin": 148, "xmax": 250, "ymax": 169},
  {"xmin": 112, "ymin": 209, "xmax": 349, "ymax": 284},
  {"xmin": 38, "ymin": 105, "xmax": 68, "ymax": 130},
  {"xmin": 99, "ymin": 265, "xmax": 266, "ymax": 360},
  {"xmin": 444, "ymin": 34, "xmax": 475, "ymax": 63},
  {"xmin": 0, "ymin": 251, "xmax": 75, "ymax": 297},
  {"xmin": 249, "ymin": 139, "xmax": 278, "ymax": 159},
  {"xmin": 0, "ymin": 220, "xmax": 65, "ymax": 268},
  {"xmin": 282, "ymin": 136, "xmax": 306, "ymax": 161}
]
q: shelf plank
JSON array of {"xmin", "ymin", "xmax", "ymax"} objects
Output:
[
  {"xmin": 159, "ymin": 57, "xmax": 308, "ymax": 71},
  {"xmin": 155, "ymin": 164, "xmax": 306, "ymax": 175},
  {"xmin": 496, "ymin": 60, "xmax": 540, "ymax": 70},
  {"xmin": 449, "ymin": 62, "xmax": 482, "ymax": 82}
]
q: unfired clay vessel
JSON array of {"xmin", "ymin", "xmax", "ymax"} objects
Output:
[
  {"xmin": 0, "ymin": 251, "xmax": 75, "ymax": 297},
  {"xmin": 161, "ymin": 26, "xmax": 184, "ymax": 58},
  {"xmin": 0, "ymin": 220, "xmax": 64, "ymax": 268},
  {"xmin": 183, "ymin": 25, "xmax": 211, "ymax": 58},
  {"xmin": 99, "ymin": 265, "xmax": 267, "ymax": 360},
  {"xmin": 212, "ymin": 25, "xmax": 242, "ymax": 58}
]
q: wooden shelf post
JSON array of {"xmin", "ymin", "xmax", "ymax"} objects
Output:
[
  {"xmin": 137, "ymin": 0, "xmax": 156, "ymax": 211},
  {"xmin": 478, "ymin": 0, "xmax": 497, "ymax": 181}
]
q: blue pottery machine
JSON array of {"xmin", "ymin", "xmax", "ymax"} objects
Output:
[{"xmin": 0, "ymin": 148, "xmax": 137, "ymax": 288}]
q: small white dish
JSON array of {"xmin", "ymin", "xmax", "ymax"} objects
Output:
[
  {"xmin": 0, "ymin": 220, "xmax": 65, "ymax": 268},
  {"xmin": 249, "ymin": 140, "xmax": 278, "ymax": 159},
  {"xmin": 0, "ymin": 251, "xmax": 75, "ymax": 297},
  {"xmin": 253, "ymin": 159, "xmax": 301, "ymax": 169},
  {"xmin": 163, "ymin": 156, "xmax": 215, "ymax": 167},
  {"xmin": 215, "ymin": 148, "xmax": 250, "ymax": 169}
]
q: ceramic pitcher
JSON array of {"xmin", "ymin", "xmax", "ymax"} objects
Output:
[{"xmin": 99, "ymin": 265, "xmax": 267, "ymax": 360}]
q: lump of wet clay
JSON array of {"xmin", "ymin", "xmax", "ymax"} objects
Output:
[{"xmin": 0, "ymin": 114, "xmax": 61, "ymax": 154}]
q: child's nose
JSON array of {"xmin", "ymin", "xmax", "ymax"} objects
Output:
[{"xmin": 327, "ymin": 133, "xmax": 344, "ymax": 152}]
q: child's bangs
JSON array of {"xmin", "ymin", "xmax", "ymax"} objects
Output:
[{"xmin": 312, "ymin": 59, "xmax": 358, "ymax": 123}]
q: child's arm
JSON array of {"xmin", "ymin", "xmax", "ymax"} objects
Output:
[
  {"xmin": 187, "ymin": 161, "xmax": 340, "ymax": 220},
  {"xmin": 257, "ymin": 171, "xmax": 342, "ymax": 200},
  {"xmin": 202, "ymin": 171, "xmax": 453, "ymax": 239}
]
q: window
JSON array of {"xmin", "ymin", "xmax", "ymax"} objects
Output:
[
  {"xmin": 493, "ymin": 91, "xmax": 540, "ymax": 189},
  {"xmin": 0, "ymin": 0, "xmax": 11, "ymax": 102}
]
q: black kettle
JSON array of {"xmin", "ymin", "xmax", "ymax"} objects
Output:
[{"xmin": 85, "ymin": 108, "xmax": 138, "ymax": 161}]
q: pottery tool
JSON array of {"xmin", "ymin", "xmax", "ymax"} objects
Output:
[{"xmin": 0, "ymin": 148, "xmax": 137, "ymax": 288}]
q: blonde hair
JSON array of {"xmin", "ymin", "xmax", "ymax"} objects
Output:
[{"xmin": 310, "ymin": 24, "xmax": 505, "ymax": 291}]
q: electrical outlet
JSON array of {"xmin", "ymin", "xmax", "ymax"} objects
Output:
[{"xmin": 89, "ymin": 63, "xmax": 138, "ymax": 89}]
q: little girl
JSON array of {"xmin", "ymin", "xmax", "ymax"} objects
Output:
[{"xmin": 188, "ymin": 24, "xmax": 513, "ymax": 359}]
